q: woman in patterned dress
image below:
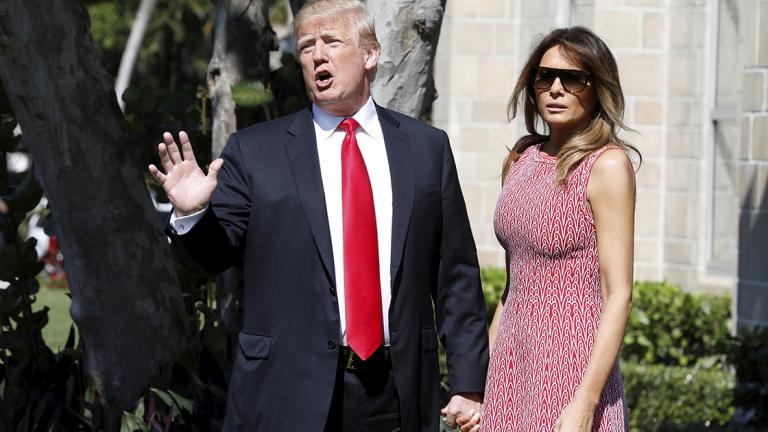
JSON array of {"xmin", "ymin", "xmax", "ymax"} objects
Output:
[{"xmin": 459, "ymin": 27, "xmax": 640, "ymax": 432}]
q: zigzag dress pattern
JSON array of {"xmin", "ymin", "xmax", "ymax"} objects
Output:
[{"xmin": 481, "ymin": 143, "xmax": 628, "ymax": 432}]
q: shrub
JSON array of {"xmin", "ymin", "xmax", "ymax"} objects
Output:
[
  {"xmin": 622, "ymin": 360, "xmax": 735, "ymax": 431},
  {"xmin": 622, "ymin": 281, "xmax": 731, "ymax": 367}
]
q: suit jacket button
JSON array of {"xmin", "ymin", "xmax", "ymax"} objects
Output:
[
  {"xmin": 327, "ymin": 340, "xmax": 337, "ymax": 350},
  {"xmin": 329, "ymin": 286, "xmax": 336, "ymax": 296}
]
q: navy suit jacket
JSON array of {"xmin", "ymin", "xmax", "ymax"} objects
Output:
[{"xmin": 168, "ymin": 105, "xmax": 489, "ymax": 431}]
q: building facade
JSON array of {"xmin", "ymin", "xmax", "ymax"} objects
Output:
[{"xmin": 432, "ymin": 0, "xmax": 768, "ymax": 326}]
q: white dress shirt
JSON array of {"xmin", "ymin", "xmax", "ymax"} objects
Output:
[{"xmin": 170, "ymin": 97, "xmax": 393, "ymax": 346}]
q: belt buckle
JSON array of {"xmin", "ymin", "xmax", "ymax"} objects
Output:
[{"xmin": 345, "ymin": 349, "xmax": 357, "ymax": 371}]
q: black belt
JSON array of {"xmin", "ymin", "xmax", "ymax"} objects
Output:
[{"xmin": 340, "ymin": 346, "xmax": 391, "ymax": 371}]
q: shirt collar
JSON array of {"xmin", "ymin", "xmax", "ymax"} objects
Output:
[{"xmin": 312, "ymin": 97, "xmax": 381, "ymax": 140}]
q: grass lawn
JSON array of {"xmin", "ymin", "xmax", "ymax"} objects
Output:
[{"xmin": 33, "ymin": 285, "xmax": 75, "ymax": 351}]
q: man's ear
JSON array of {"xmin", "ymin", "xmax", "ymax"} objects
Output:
[{"xmin": 363, "ymin": 44, "xmax": 380, "ymax": 72}]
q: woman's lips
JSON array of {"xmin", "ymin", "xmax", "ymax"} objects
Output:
[{"xmin": 545, "ymin": 103, "xmax": 567, "ymax": 113}]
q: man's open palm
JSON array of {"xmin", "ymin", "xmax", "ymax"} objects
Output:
[{"xmin": 148, "ymin": 131, "xmax": 223, "ymax": 216}]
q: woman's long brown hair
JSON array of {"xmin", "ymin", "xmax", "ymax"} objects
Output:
[{"xmin": 502, "ymin": 26, "xmax": 641, "ymax": 184}]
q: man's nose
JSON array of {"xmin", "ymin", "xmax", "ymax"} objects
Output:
[{"xmin": 313, "ymin": 42, "xmax": 328, "ymax": 63}]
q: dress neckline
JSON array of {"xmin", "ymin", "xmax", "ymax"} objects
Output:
[{"xmin": 534, "ymin": 143, "xmax": 557, "ymax": 164}]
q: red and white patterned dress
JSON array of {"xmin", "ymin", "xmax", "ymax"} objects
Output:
[{"xmin": 481, "ymin": 143, "xmax": 628, "ymax": 432}]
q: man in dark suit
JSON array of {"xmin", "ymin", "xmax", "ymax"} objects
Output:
[{"xmin": 148, "ymin": 1, "xmax": 488, "ymax": 430}]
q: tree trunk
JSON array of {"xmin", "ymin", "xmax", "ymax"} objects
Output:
[
  {"xmin": 207, "ymin": 0, "xmax": 273, "ymax": 158},
  {"xmin": 115, "ymin": 0, "xmax": 159, "ymax": 111},
  {"xmin": 367, "ymin": 0, "xmax": 446, "ymax": 119},
  {"xmin": 0, "ymin": 0, "xmax": 189, "ymax": 412}
]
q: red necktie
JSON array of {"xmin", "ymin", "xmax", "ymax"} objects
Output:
[{"xmin": 340, "ymin": 117, "xmax": 382, "ymax": 361}]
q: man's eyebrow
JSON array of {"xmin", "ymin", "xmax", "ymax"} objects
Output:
[{"xmin": 298, "ymin": 29, "xmax": 344, "ymax": 45}]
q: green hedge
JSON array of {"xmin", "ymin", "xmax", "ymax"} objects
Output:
[
  {"xmin": 477, "ymin": 272, "xmax": 740, "ymax": 429},
  {"xmin": 623, "ymin": 281, "xmax": 731, "ymax": 366},
  {"xmin": 622, "ymin": 360, "xmax": 735, "ymax": 431}
]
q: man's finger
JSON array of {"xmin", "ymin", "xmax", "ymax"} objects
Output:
[
  {"xmin": 148, "ymin": 164, "xmax": 166, "ymax": 184},
  {"xmin": 179, "ymin": 131, "xmax": 197, "ymax": 163},
  {"xmin": 158, "ymin": 143, "xmax": 174, "ymax": 172},
  {"xmin": 207, "ymin": 158, "xmax": 224, "ymax": 180},
  {"xmin": 163, "ymin": 132, "xmax": 182, "ymax": 164}
]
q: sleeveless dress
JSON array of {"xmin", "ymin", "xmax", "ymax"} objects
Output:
[{"xmin": 481, "ymin": 143, "xmax": 629, "ymax": 432}]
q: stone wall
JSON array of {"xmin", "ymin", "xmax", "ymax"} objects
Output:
[
  {"xmin": 433, "ymin": 0, "xmax": 766, "ymax": 319},
  {"xmin": 737, "ymin": 0, "xmax": 768, "ymax": 326}
]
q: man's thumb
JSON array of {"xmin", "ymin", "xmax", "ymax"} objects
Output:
[{"xmin": 207, "ymin": 158, "xmax": 224, "ymax": 178}]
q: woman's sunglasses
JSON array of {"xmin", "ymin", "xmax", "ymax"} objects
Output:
[{"xmin": 532, "ymin": 66, "xmax": 592, "ymax": 94}]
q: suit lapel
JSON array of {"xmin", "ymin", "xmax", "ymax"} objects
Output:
[
  {"xmin": 283, "ymin": 108, "xmax": 336, "ymax": 286},
  {"xmin": 377, "ymin": 106, "xmax": 414, "ymax": 286}
]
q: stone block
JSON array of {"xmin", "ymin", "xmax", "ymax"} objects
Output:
[
  {"xmin": 669, "ymin": 54, "xmax": 701, "ymax": 97},
  {"xmin": 665, "ymin": 194, "xmax": 694, "ymax": 238},
  {"xmin": 664, "ymin": 266, "xmax": 695, "ymax": 291},
  {"xmin": 635, "ymin": 128, "xmax": 663, "ymax": 157},
  {"xmin": 759, "ymin": 1, "xmax": 768, "ymax": 66},
  {"xmin": 666, "ymin": 160, "xmax": 699, "ymax": 192},
  {"xmin": 754, "ymin": 115, "xmax": 768, "ymax": 161},
  {"xmin": 477, "ymin": 153, "xmax": 506, "ymax": 183},
  {"xmin": 444, "ymin": 55, "xmax": 479, "ymax": 97},
  {"xmin": 669, "ymin": 9, "xmax": 692, "ymax": 49},
  {"xmin": 668, "ymin": 100, "xmax": 703, "ymax": 127},
  {"xmin": 521, "ymin": 0, "xmax": 558, "ymax": 18},
  {"xmin": 634, "ymin": 99, "xmax": 663, "ymax": 125},
  {"xmin": 481, "ymin": 0, "xmax": 506, "ymax": 17},
  {"xmin": 636, "ymin": 160, "xmax": 661, "ymax": 189},
  {"xmin": 634, "ymin": 264, "xmax": 661, "ymax": 282},
  {"xmin": 635, "ymin": 238, "xmax": 660, "ymax": 262},
  {"xmin": 741, "ymin": 115, "xmax": 752, "ymax": 161},
  {"xmin": 472, "ymin": 101, "xmax": 510, "ymax": 124},
  {"xmin": 449, "ymin": 0, "xmax": 479, "ymax": 17},
  {"xmin": 490, "ymin": 125, "xmax": 519, "ymax": 153},
  {"xmin": 455, "ymin": 153, "xmax": 478, "ymax": 180},
  {"xmin": 494, "ymin": 22, "xmax": 519, "ymax": 55},
  {"xmin": 635, "ymin": 191, "xmax": 661, "ymax": 236},
  {"xmin": 594, "ymin": 10, "xmax": 642, "ymax": 48},
  {"xmin": 666, "ymin": 129, "xmax": 703, "ymax": 158},
  {"xmin": 478, "ymin": 58, "xmax": 518, "ymax": 99},
  {"xmin": 616, "ymin": 53, "xmax": 665, "ymax": 97},
  {"xmin": 743, "ymin": 71, "xmax": 765, "ymax": 112},
  {"xmin": 642, "ymin": 12, "xmax": 665, "ymax": 49},
  {"xmin": 451, "ymin": 126, "xmax": 491, "ymax": 151},
  {"xmin": 664, "ymin": 239, "xmax": 695, "ymax": 265},
  {"xmin": 627, "ymin": 0, "xmax": 665, "ymax": 6},
  {"xmin": 741, "ymin": 1, "xmax": 758, "ymax": 67},
  {"xmin": 453, "ymin": 21, "xmax": 493, "ymax": 54}
]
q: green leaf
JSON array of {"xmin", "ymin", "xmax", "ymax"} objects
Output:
[{"xmin": 231, "ymin": 81, "xmax": 274, "ymax": 108}]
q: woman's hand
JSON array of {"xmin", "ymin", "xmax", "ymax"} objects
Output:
[
  {"xmin": 456, "ymin": 406, "xmax": 481, "ymax": 432},
  {"xmin": 554, "ymin": 394, "xmax": 596, "ymax": 432}
]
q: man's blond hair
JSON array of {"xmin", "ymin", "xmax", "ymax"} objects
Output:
[{"xmin": 292, "ymin": 0, "xmax": 380, "ymax": 56}]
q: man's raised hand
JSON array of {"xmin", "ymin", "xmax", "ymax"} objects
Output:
[{"xmin": 148, "ymin": 131, "xmax": 223, "ymax": 216}]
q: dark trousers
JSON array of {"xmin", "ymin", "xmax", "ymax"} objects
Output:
[{"xmin": 324, "ymin": 349, "xmax": 401, "ymax": 432}]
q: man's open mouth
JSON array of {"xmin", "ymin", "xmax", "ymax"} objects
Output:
[{"xmin": 316, "ymin": 71, "xmax": 333, "ymax": 88}]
